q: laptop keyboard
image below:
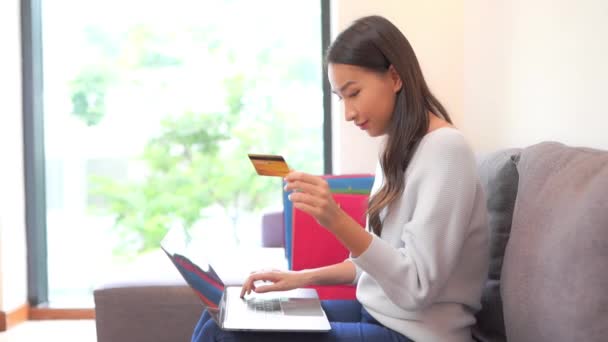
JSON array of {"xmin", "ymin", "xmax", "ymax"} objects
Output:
[{"xmin": 246, "ymin": 298, "xmax": 282, "ymax": 315}]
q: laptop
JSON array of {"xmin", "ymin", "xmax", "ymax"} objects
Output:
[{"xmin": 160, "ymin": 227, "xmax": 331, "ymax": 332}]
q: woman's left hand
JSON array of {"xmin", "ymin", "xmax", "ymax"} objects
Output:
[{"xmin": 284, "ymin": 171, "xmax": 344, "ymax": 229}]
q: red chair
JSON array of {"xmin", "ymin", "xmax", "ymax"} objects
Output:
[{"xmin": 290, "ymin": 192, "xmax": 370, "ymax": 300}]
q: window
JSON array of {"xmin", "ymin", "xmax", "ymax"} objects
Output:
[{"xmin": 24, "ymin": 0, "xmax": 331, "ymax": 307}]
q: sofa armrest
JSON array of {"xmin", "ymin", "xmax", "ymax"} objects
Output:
[
  {"xmin": 94, "ymin": 282, "xmax": 203, "ymax": 342},
  {"xmin": 93, "ymin": 250, "xmax": 204, "ymax": 342}
]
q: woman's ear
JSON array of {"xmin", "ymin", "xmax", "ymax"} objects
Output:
[{"xmin": 388, "ymin": 65, "xmax": 403, "ymax": 93}]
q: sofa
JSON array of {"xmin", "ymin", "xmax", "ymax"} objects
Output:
[
  {"xmin": 94, "ymin": 141, "xmax": 608, "ymax": 342},
  {"xmin": 472, "ymin": 142, "xmax": 607, "ymax": 342}
]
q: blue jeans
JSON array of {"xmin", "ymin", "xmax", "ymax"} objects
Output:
[{"xmin": 191, "ymin": 300, "xmax": 413, "ymax": 342}]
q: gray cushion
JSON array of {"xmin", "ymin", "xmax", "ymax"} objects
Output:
[
  {"xmin": 473, "ymin": 149, "xmax": 521, "ymax": 342},
  {"xmin": 501, "ymin": 142, "xmax": 608, "ymax": 342}
]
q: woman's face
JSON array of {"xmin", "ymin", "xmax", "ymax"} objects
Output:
[{"xmin": 328, "ymin": 63, "xmax": 402, "ymax": 137}]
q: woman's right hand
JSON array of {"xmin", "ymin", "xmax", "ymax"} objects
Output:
[{"xmin": 239, "ymin": 269, "xmax": 309, "ymax": 298}]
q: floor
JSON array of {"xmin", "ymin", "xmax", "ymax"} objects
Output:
[{"xmin": 0, "ymin": 320, "xmax": 96, "ymax": 342}]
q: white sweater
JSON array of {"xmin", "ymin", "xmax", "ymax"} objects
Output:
[{"xmin": 350, "ymin": 128, "xmax": 489, "ymax": 342}]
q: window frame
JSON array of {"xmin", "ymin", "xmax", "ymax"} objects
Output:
[{"xmin": 22, "ymin": 0, "xmax": 332, "ymax": 306}]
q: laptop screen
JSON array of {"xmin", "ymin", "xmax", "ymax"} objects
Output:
[
  {"xmin": 168, "ymin": 251, "xmax": 225, "ymax": 309},
  {"xmin": 160, "ymin": 226, "xmax": 226, "ymax": 310}
]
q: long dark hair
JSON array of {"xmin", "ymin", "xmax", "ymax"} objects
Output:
[{"xmin": 326, "ymin": 15, "xmax": 452, "ymax": 235}]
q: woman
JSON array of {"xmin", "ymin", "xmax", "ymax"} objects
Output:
[{"xmin": 193, "ymin": 15, "xmax": 489, "ymax": 342}]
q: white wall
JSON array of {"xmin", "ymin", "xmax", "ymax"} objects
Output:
[
  {"xmin": 334, "ymin": 0, "xmax": 608, "ymax": 171},
  {"xmin": 464, "ymin": 0, "xmax": 608, "ymax": 151},
  {"xmin": 0, "ymin": 0, "xmax": 28, "ymax": 312},
  {"xmin": 331, "ymin": 0, "xmax": 464, "ymax": 173},
  {"xmin": 462, "ymin": 0, "xmax": 510, "ymax": 152}
]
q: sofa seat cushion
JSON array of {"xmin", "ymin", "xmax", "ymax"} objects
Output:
[{"xmin": 501, "ymin": 142, "xmax": 608, "ymax": 342}]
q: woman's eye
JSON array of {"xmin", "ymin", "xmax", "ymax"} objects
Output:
[{"xmin": 348, "ymin": 90, "xmax": 360, "ymax": 98}]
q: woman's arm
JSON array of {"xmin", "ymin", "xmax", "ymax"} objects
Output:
[
  {"xmin": 239, "ymin": 260, "xmax": 357, "ymax": 297},
  {"xmin": 326, "ymin": 212, "xmax": 373, "ymax": 257},
  {"xmin": 300, "ymin": 259, "xmax": 358, "ymax": 286}
]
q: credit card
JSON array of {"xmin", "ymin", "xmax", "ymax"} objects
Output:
[{"xmin": 248, "ymin": 154, "xmax": 290, "ymax": 177}]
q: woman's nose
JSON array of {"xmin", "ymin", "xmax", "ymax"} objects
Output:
[{"xmin": 343, "ymin": 102, "xmax": 357, "ymax": 121}]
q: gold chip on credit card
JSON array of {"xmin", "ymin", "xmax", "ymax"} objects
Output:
[{"xmin": 248, "ymin": 154, "xmax": 290, "ymax": 177}]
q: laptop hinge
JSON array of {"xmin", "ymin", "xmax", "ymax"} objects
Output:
[{"xmin": 219, "ymin": 291, "xmax": 227, "ymax": 328}]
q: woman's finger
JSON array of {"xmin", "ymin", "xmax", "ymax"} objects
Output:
[
  {"xmin": 254, "ymin": 283, "xmax": 282, "ymax": 294},
  {"xmin": 240, "ymin": 277, "xmax": 254, "ymax": 298},
  {"xmin": 241, "ymin": 272, "xmax": 284, "ymax": 297},
  {"xmin": 285, "ymin": 172, "xmax": 326, "ymax": 187},
  {"xmin": 288, "ymin": 192, "xmax": 323, "ymax": 207},
  {"xmin": 284, "ymin": 180, "xmax": 322, "ymax": 195},
  {"xmin": 255, "ymin": 272, "xmax": 281, "ymax": 282},
  {"xmin": 292, "ymin": 202, "xmax": 318, "ymax": 218},
  {"xmin": 241, "ymin": 273, "xmax": 265, "ymax": 297}
]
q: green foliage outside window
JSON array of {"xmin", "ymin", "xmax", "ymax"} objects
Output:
[{"xmin": 71, "ymin": 16, "xmax": 321, "ymax": 258}]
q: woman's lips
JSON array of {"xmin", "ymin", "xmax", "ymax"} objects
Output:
[{"xmin": 357, "ymin": 120, "xmax": 369, "ymax": 130}]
